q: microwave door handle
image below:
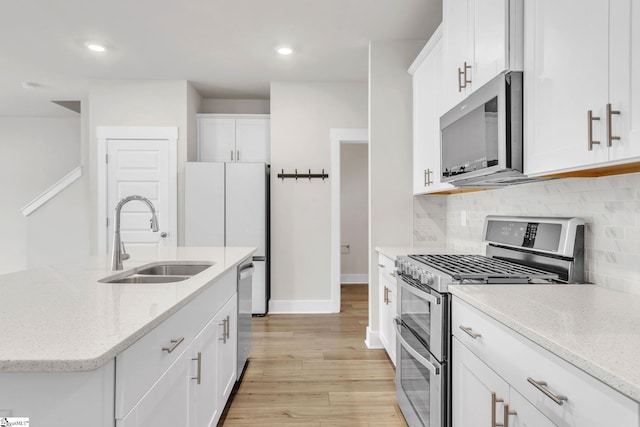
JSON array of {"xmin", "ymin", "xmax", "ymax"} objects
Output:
[
  {"xmin": 399, "ymin": 280, "xmax": 440, "ymax": 306},
  {"xmin": 395, "ymin": 319, "xmax": 440, "ymax": 376}
]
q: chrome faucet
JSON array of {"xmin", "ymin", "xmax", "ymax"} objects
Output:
[{"xmin": 111, "ymin": 195, "xmax": 159, "ymax": 270}]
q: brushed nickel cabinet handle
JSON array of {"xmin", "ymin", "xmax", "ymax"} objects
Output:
[
  {"xmin": 503, "ymin": 404, "xmax": 517, "ymax": 427},
  {"xmin": 386, "ymin": 288, "xmax": 392, "ymax": 304},
  {"xmin": 491, "ymin": 392, "xmax": 505, "ymax": 427},
  {"xmin": 383, "ymin": 286, "xmax": 389, "ymax": 305},
  {"xmin": 458, "ymin": 67, "xmax": 464, "ymax": 92},
  {"xmin": 527, "ymin": 377, "xmax": 568, "ymax": 405},
  {"xmin": 425, "ymin": 169, "xmax": 433, "ymax": 186},
  {"xmin": 237, "ymin": 150, "xmax": 240, "ymax": 161},
  {"xmin": 459, "ymin": 325, "xmax": 482, "ymax": 339},
  {"xmin": 225, "ymin": 315, "xmax": 230, "ymax": 340},
  {"xmin": 463, "ymin": 61, "xmax": 472, "ymax": 88},
  {"xmin": 607, "ymin": 103, "xmax": 621, "ymax": 147},
  {"xmin": 219, "ymin": 319, "xmax": 227, "ymax": 343},
  {"xmin": 588, "ymin": 110, "xmax": 601, "ymax": 150},
  {"xmin": 162, "ymin": 337, "xmax": 184, "ymax": 353},
  {"xmin": 191, "ymin": 352, "xmax": 202, "ymax": 384}
]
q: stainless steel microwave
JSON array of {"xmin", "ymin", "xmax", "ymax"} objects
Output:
[{"xmin": 440, "ymin": 71, "xmax": 534, "ymax": 187}]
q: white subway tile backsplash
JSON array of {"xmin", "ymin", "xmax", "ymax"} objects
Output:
[{"xmin": 413, "ymin": 172, "xmax": 640, "ymax": 295}]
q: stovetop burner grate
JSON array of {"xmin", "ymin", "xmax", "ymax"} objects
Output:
[{"xmin": 408, "ymin": 254, "xmax": 559, "ymax": 282}]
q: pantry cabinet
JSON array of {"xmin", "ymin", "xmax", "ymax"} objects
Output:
[
  {"xmin": 441, "ymin": 0, "xmax": 522, "ymax": 113},
  {"xmin": 451, "ymin": 297, "xmax": 639, "ymax": 427},
  {"xmin": 198, "ymin": 114, "xmax": 270, "ymax": 163},
  {"xmin": 410, "ymin": 25, "xmax": 455, "ymax": 195},
  {"xmin": 524, "ymin": 0, "xmax": 640, "ymax": 176},
  {"xmin": 378, "ymin": 253, "xmax": 397, "ymax": 365}
]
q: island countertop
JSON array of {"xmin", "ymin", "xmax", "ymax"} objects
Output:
[
  {"xmin": 0, "ymin": 246, "xmax": 255, "ymax": 373},
  {"xmin": 450, "ymin": 284, "xmax": 640, "ymax": 403}
]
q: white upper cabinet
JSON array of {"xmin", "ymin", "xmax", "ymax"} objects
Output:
[
  {"xmin": 410, "ymin": 25, "xmax": 455, "ymax": 194},
  {"xmin": 441, "ymin": 0, "xmax": 522, "ymax": 113},
  {"xmin": 198, "ymin": 114, "xmax": 270, "ymax": 163},
  {"xmin": 525, "ymin": 0, "xmax": 640, "ymax": 176}
]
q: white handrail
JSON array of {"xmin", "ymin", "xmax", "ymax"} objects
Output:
[{"xmin": 19, "ymin": 166, "xmax": 82, "ymax": 216}]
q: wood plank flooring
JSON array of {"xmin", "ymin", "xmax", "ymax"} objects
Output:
[{"xmin": 221, "ymin": 284, "xmax": 408, "ymax": 426}]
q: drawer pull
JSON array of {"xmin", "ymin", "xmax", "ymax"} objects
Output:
[
  {"xmin": 459, "ymin": 325, "xmax": 482, "ymax": 339},
  {"xmin": 162, "ymin": 337, "xmax": 184, "ymax": 353},
  {"xmin": 527, "ymin": 377, "xmax": 568, "ymax": 405},
  {"xmin": 191, "ymin": 351, "xmax": 202, "ymax": 384},
  {"xmin": 491, "ymin": 392, "xmax": 504, "ymax": 427},
  {"xmin": 378, "ymin": 263, "xmax": 385, "ymax": 268}
]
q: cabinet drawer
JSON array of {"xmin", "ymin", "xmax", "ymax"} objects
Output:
[
  {"xmin": 115, "ymin": 270, "xmax": 236, "ymax": 419},
  {"xmin": 452, "ymin": 297, "xmax": 639, "ymax": 427},
  {"xmin": 377, "ymin": 254, "xmax": 397, "ymax": 283}
]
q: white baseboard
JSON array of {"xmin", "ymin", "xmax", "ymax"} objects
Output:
[
  {"xmin": 365, "ymin": 326, "xmax": 383, "ymax": 349},
  {"xmin": 340, "ymin": 274, "xmax": 369, "ymax": 284},
  {"xmin": 268, "ymin": 299, "xmax": 337, "ymax": 314}
]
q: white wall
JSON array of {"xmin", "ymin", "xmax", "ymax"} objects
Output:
[
  {"xmin": 200, "ymin": 99, "xmax": 270, "ymax": 114},
  {"xmin": 340, "ymin": 143, "xmax": 368, "ymax": 280},
  {"xmin": 270, "ymin": 82, "xmax": 367, "ymax": 312},
  {"xmin": 0, "ymin": 117, "xmax": 81, "ymax": 274},
  {"xmin": 368, "ymin": 40, "xmax": 425, "ymax": 342},
  {"xmin": 87, "ymin": 80, "xmax": 196, "ymax": 251}
]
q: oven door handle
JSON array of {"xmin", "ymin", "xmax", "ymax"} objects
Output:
[
  {"xmin": 399, "ymin": 279, "xmax": 441, "ymax": 306},
  {"xmin": 394, "ymin": 317, "xmax": 440, "ymax": 376}
]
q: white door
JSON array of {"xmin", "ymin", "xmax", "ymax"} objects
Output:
[
  {"xmin": 198, "ymin": 118, "xmax": 236, "ymax": 162},
  {"xmin": 184, "ymin": 162, "xmax": 225, "ymax": 246},
  {"xmin": 106, "ymin": 139, "xmax": 172, "ymax": 251},
  {"xmin": 235, "ymin": 118, "xmax": 270, "ymax": 163}
]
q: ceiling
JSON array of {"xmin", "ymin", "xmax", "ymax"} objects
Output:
[{"xmin": 0, "ymin": 0, "xmax": 442, "ymax": 117}]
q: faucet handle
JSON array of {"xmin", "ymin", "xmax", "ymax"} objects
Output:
[{"xmin": 121, "ymin": 241, "xmax": 130, "ymax": 261}]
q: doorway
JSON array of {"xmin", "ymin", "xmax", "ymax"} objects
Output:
[
  {"xmin": 97, "ymin": 126, "xmax": 178, "ymax": 254},
  {"xmin": 330, "ymin": 128, "xmax": 368, "ymax": 313}
]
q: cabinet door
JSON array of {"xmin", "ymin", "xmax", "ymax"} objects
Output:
[
  {"xmin": 123, "ymin": 348, "xmax": 191, "ymax": 427},
  {"xmin": 235, "ymin": 118, "xmax": 270, "ymax": 163},
  {"xmin": 198, "ymin": 118, "xmax": 236, "ymax": 162},
  {"xmin": 508, "ymin": 387, "xmax": 555, "ymax": 427},
  {"xmin": 413, "ymin": 38, "xmax": 455, "ymax": 195},
  {"xmin": 452, "ymin": 338, "xmax": 510, "ymax": 427},
  {"xmin": 216, "ymin": 296, "xmax": 238, "ymax": 413},
  {"xmin": 442, "ymin": 0, "xmax": 470, "ymax": 112},
  {"xmin": 470, "ymin": 0, "xmax": 509, "ymax": 90},
  {"xmin": 524, "ymin": 0, "xmax": 610, "ymax": 176},
  {"xmin": 189, "ymin": 314, "xmax": 221, "ymax": 427},
  {"xmin": 609, "ymin": 1, "xmax": 640, "ymax": 162}
]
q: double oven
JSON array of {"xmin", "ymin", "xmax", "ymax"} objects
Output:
[{"xmin": 394, "ymin": 216, "xmax": 586, "ymax": 427}]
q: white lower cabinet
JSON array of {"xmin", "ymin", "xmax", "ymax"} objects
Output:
[
  {"xmin": 190, "ymin": 296, "xmax": 237, "ymax": 427},
  {"xmin": 378, "ymin": 253, "xmax": 397, "ymax": 365},
  {"xmin": 116, "ymin": 269, "xmax": 239, "ymax": 427},
  {"xmin": 452, "ymin": 297, "xmax": 640, "ymax": 427}
]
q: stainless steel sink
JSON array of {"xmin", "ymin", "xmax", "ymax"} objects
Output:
[
  {"xmin": 99, "ymin": 261, "xmax": 214, "ymax": 284},
  {"xmin": 136, "ymin": 264, "xmax": 212, "ymax": 276}
]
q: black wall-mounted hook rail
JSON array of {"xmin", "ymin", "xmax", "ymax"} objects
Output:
[{"xmin": 277, "ymin": 168, "xmax": 329, "ymax": 181}]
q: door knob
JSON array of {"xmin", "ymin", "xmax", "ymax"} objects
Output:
[{"xmin": 160, "ymin": 232, "xmax": 167, "ymax": 238}]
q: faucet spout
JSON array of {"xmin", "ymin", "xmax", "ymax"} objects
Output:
[{"xmin": 111, "ymin": 195, "xmax": 160, "ymax": 270}]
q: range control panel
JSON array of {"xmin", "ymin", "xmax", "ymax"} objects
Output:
[{"xmin": 484, "ymin": 218, "xmax": 564, "ymax": 252}]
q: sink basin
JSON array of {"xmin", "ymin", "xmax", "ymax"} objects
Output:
[
  {"xmin": 107, "ymin": 275, "xmax": 190, "ymax": 284},
  {"xmin": 99, "ymin": 261, "xmax": 214, "ymax": 284},
  {"xmin": 136, "ymin": 264, "xmax": 212, "ymax": 276}
]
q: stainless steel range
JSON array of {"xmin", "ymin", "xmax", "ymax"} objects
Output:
[{"xmin": 394, "ymin": 216, "xmax": 586, "ymax": 427}]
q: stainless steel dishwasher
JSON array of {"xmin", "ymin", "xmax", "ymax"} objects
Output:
[{"xmin": 237, "ymin": 259, "xmax": 255, "ymax": 379}]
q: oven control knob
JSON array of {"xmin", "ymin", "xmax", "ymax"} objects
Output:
[
  {"xmin": 402, "ymin": 262, "xmax": 411, "ymax": 275},
  {"xmin": 411, "ymin": 268, "xmax": 422, "ymax": 280},
  {"xmin": 420, "ymin": 272, "xmax": 434, "ymax": 286}
]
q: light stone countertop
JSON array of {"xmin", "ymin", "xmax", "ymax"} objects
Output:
[
  {"xmin": 449, "ymin": 284, "xmax": 640, "ymax": 403},
  {"xmin": 0, "ymin": 246, "xmax": 255, "ymax": 373},
  {"xmin": 375, "ymin": 246, "xmax": 439, "ymax": 260}
]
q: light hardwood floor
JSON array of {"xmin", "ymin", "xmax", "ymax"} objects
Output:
[{"xmin": 220, "ymin": 284, "xmax": 408, "ymax": 427}]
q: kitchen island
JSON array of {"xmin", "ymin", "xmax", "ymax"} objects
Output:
[{"xmin": 0, "ymin": 246, "xmax": 255, "ymax": 426}]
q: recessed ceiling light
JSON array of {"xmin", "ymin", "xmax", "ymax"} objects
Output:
[
  {"xmin": 277, "ymin": 46, "xmax": 293, "ymax": 56},
  {"xmin": 85, "ymin": 42, "xmax": 106, "ymax": 53}
]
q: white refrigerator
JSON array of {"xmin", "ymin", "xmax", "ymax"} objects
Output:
[{"xmin": 185, "ymin": 162, "xmax": 270, "ymax": 315}]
